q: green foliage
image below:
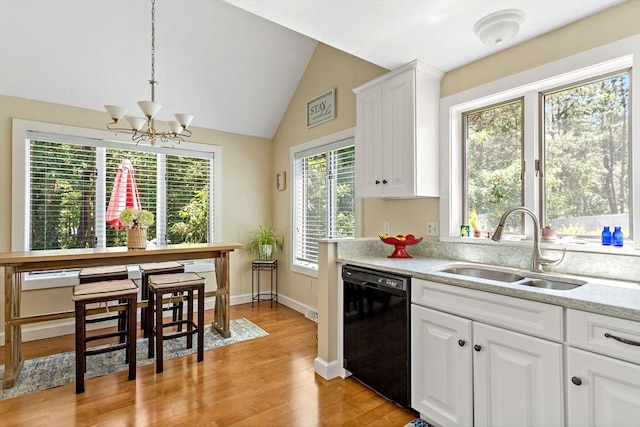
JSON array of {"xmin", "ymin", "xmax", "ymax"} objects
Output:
[
  {"xmin": 465, "ymin": 73, "xmax": 630, "ymax": 237},
  {"xmin": 245, "ymin": 224, "xmax": 284, "ymax": 257},
  {"xmin": 169, "ymin": 189, "xmax": 209, "ymax": 243}
]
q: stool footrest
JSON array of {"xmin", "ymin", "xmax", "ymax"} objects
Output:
[
  {"xmin": 85, "ymin": 342, "xmax": 129, "ymax": 357},
  {"xmin": 85, "ymin": 330, "xmax": 128, "ymax": 343}
]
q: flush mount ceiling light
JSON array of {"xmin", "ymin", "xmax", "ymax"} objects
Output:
[
  {"xmin": 105, "ymin": 0, "xmax": 193, "ymax": 146},
  {"xmin": 473, "ymin": 9, "xmax": 526, "ymax": 46}
]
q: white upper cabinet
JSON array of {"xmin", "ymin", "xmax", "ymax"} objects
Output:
[{"xmin": 354, "ymin": 60, "xmax": 443, "ymax": 198}]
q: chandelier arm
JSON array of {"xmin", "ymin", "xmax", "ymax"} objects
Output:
[{"xmin": 106, "ymin": 123, "xmax": 135, "ymax": 134}]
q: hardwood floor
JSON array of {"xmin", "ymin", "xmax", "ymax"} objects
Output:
[{"xmin": 0, "ymin": 303, "xmax": 417, "ymax": 426}]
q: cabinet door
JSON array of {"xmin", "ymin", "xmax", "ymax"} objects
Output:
[
  {"xmin": 355, "ymin": 83, "xmax": 384, "ymax": 197},
  {"xmin": 567, "ymin": 347, "xmax": 640, "ymax": 427},
  {"xmin": 381, "ymin": 69, "xmax": 416, "ymax": 197},
  {"xmin": 411, "ymin": 304, "xmax": 472, "ymax": 427},
  {"xmin": 473, "ymin": 322, "xmax": 564, "ymax": 427}
]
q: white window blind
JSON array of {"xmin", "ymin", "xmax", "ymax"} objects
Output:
[
  {"xmin": 27, "ymin": 133, "xmax": 215, "ymax": 250},
  {"xmin": 293, "ymin": 139, "xmax": 355, "ymax": 269}
]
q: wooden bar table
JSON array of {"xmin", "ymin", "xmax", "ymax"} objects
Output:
[{"xmin": 0, "ymin": 243, "xmax": 243, "ymax": 389}]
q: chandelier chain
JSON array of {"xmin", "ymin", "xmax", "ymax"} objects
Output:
[
  {"xmin": 105, "ymin": 0, "xmax": 193, "ymax": 146},
  {"xmin": 151, "ymin": 0, "xmax": 155, "ymax": 82}
]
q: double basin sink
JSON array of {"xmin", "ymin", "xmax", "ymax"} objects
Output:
[{"xmin": 440, "ymin": 266, "xmax": 586, "ymax": 290}]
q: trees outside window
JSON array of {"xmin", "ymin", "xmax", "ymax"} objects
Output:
[
  {"xmin": 28, "ymin": 138, "xmax": 214, "ymax": 250},
  {"xmin": 464, "ymin": 99, "xmax": 523, "ymax": 234},
  {"xmin": 293, "ymin": 139, "xmax": 355, "ymax": 270},
  {"xmin": 543, "ymin": 73, "xmax": 630, "ymax": 237},
  {"xmin": 462, "ymin": 70, "xmax": 631, "ymax": 240}
]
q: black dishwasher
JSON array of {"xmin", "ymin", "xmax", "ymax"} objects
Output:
[{"xmin": 342, "ymin": 264, "xmax": 411, "ymax": 409}]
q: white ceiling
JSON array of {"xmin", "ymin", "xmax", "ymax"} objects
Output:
[{"xmin": 0, "ymin": 0, "xmax": 624, "ymax": 139}]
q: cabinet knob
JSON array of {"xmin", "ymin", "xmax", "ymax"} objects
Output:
[
  {"xmin": 571, "ymin": 377, "xmax": 582, "ymax": 386},
  {"xmin": 375, "ymin": 180, "xmax": 380, "ymax": 185},
  {"xmin": 458, "ymin": 340, "xmax": 466, "ymax": 347},
  {"xmin": 474, "ymin": 344, "xmax": 482, "ymax": 352},
  {"xmin": 382, "ymin": 179, "xmax": 388, "ymax": 184}
]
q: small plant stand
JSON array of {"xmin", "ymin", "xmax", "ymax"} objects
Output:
[{"xmin": 251, "ymin": 260, "xmax": 278, "ymax": 308}]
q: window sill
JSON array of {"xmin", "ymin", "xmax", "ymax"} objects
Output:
[
  {"xmin": 291, "ymin": 263, "xmax": 319, "ymax": 278},
  {"xmin": 440, "ymin": 236, "xmax": 639, "ymax": 257}
]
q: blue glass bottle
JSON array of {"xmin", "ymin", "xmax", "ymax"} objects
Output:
[
  {"xmin": 601, "ymin": 226, "xmax": 612, "ymax": 245},
  {"xmin": 612, "ymin": 226, "xmax": 623, "ymax": 247}
]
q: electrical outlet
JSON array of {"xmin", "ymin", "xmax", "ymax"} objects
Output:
[
  {"xmin": 383, "ymin": 220, "xmax": 390, "ymax": 234},
  {"xmin": 306, "ymin": 280, "xmax": 312, "ymax": 290},
  {"xmin": 426, "ymin": 221, "xmax": 439, "ymax": 236}
]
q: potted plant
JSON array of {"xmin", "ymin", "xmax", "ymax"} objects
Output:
[
  {"xmin": 541, "ymin": 224, "xmax": 558, "ymax": 241},
  {"xmin": 246, "ymin": 223, "xmax": 284, "ymax": 260},
  {"xmin": 119, "ymin": 208, "xmax": 154, "ymax": 249},
  {"xmin": 469, "ymin": 208, "xmax": 481, "ymax": 238}
]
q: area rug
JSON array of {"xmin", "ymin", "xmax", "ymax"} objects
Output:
[
  {"xmin": 404, "ymin": 419, "xmax": 432, "ymax": 427},
  {"xmin": 0, "ymin": 318, "xmax": 267, "ymax": 400}
]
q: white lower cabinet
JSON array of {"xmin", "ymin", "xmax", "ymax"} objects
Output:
[
  {"xmin": 567, "ymin": 347, "xmax": 640, "ymax": 427},
  {"xmin": 473, "ymin": 322, "xmax": 563, "ymax": 427},
  {"xmin": 566, "ymin": 309, "xmax": 640, "ymax": 427},
  {"xmin": 411, "ymin": 305, "xmax": 472, "ymax": 427},
  {"xmin": 412, "ymin": 303, "xmax": 563, "ymax": 427},
  {"xmin": 411, "ymin": 279, "xmax": 565, "ymax": 427}
]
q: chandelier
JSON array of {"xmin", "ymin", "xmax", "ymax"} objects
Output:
[{"xmin": 105, "ymin": 0, "xmax": 193, "ymax": 146}]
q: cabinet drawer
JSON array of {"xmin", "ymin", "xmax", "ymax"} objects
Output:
[
  {"xmin": 567, "ymin": 309, "xmax": 640, "ymax": 364},
  {"xmin": 412, "ymin": 279, "xmax": 563, "ymax": 341}
]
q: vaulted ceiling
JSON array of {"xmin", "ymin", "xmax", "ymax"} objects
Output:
[{"xmin": 0, "ymin": 0, "xmax": 623, "ymax": 139}]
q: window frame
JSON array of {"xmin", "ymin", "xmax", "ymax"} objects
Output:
[
  {"xmin": 290, "ymin": 127, "xmax": 359, "ymax": 277},
  {"xmin": 12, "ymin": 119, "xmax": 222, "ymax": 288},
  {"xmin": 440, "ymin": 36, "xmax": 640, "ymax": 251}
]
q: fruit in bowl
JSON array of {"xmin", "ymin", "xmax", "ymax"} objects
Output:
[{"xmin": 379, "ymin": 233, "xmax": 423, "ymax": 258}]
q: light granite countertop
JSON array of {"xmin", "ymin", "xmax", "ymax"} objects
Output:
[{"xmin": 337, "ymin": 255, "xmax": 640, "ymax": 322}]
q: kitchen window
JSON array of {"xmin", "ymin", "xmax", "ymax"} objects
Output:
[
  {"xmin": 293, "ymin": 137, "xmax": 355, "ymax": 273},
  {"xmin": 463, "ymin": 99, "xmax": 524, "ymax": 234},
  {"xmin": 461, "ymin": 72, "xmax": 631, "ymax": 241},
  {"xmin": 442, "ymin": 38, "xmax": 639, "ymax": 249}
]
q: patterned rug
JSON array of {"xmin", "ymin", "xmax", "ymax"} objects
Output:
[
  {"xmin": 0, "ymin": 318, "xmax": 267, "ymax": 400},
  {"xmin": 404, "ymin": 419, "xmax": 432, "ymax": 427}
]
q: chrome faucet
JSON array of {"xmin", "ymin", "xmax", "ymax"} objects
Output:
[{"xmin": 491, "ymin": 206, "xmax": 565, "ymax": 272}]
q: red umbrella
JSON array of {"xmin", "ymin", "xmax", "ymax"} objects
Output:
[{"xmin": 106, "ymin": 158, "xmax": 142, "ymax": 229}]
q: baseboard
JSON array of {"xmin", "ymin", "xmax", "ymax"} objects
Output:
[
  {"xmin": 0, "ymin": 293, "xmax": 313, "ymax": 345},
  {"xmin": 314, "ymin": 357, "xmax": 341, "ymax": 380}
]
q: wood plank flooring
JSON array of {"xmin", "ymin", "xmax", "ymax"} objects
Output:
[{"xmin": 1, "ymin": 303, "xmax": 417, "ymax": 426}]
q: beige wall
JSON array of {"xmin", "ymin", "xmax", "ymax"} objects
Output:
[
  {"xmin": 271, "ymin": 43, "xmax": 389, "ymax": 310},
  {"xmin": 0, "ymin": 95, "xmax": 272, "ymax": 335},
  {"xmin": 442, "ymin": 0, "xmax": 640, "ymax": 97}
]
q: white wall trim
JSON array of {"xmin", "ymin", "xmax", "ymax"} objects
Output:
[{"xmin": 314, "ymin": 357, "xmax": 341, "ymax": 380}]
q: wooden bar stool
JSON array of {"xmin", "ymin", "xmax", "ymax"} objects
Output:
[
  {"xmin": 139, "ymin": 262, "xmax": 185, "ymax": 338},
  {"xmin": 72, "ymin": 279, "xmax": 138, "ymax": 394},
  {"xmin": 78, "ymin": 265, "xmax": 130, "ymax": 343},
  {"xmin": 147, "ymin": 272, "xmax": 205, "ymax": 373}
]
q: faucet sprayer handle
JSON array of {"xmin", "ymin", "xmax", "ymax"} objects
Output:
[{"xmin": 539, "ymin": 247, "xmax": 566, "ymax": 266}]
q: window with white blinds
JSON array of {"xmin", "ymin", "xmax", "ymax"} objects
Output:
[
  {"xmin": 293, "ymin": 138, "xmax": 355, "ymax": 269},
  {"xmin": 27, "ymin": 134, "xmax": 215, "ymax": 250}
]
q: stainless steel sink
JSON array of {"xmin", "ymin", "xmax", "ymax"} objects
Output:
[
  {"xmin": 519, "ymin": 278, "xmax": 586, "ymax": 290},
  {"xmin": 441, "ymin": 267, "xmax": 525, "ymax": 283},
  {"xmin": 440, "ymin": 266, "xmax": 587, "ymax": 290}
]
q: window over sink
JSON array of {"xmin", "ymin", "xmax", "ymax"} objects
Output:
[{"xmin": 444, "ymin": 36, "xmax": 638, "ymax": 249}]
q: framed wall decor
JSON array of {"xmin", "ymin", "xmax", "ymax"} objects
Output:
[
  {"xmin": 306, "ymin": 89, "xmax": 335, "ymax": 128},
  {"xmin": 276, "ymin": 171, "xmax": 286, "ymax": 191}
]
